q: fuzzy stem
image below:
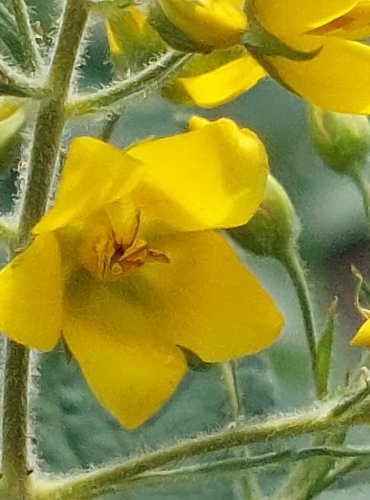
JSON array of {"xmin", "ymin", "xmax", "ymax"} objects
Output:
[
  {"xmin": 1, "ymin": 1, "xmax": 88, "ymax": 498},
  {"xmin": 11, "ymin": 0, "xmax": 42, "ymax": 73},
  {"xmin": 219, "ymin": 362, "xmax": 262, "ymax": 500},
  {"xmin": 0, "ymin": 57, "xmax": 45, "ymax": 97},
  {"xmin": 100, "ymin": 446, "xmax": 370, "ymax": 491},
  {"xmin": 67, "ymin": 51, "xmax": 193, "ymax": 116},
  {"xmin": 280, "ymin": 246, "xmax": 319, "ymax": 395},
  {"xmin": 31, "ymin": 380, "xmax": 370, "ymax": 500},
  {"xmin": 18, "ymin": 0, "xmax": 88, "ymax": 240},
  {"xmin": 0, "ymin": 341, "xmax": 30, "ymax": 498},
  {"xmin": 33, "ymin": 445, "xmax": 370, "ymax": 498}
]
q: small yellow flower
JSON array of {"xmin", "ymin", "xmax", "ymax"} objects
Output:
[{"xmin": 0, "ymin": 118, "xmax": 283, "ymax": 428}]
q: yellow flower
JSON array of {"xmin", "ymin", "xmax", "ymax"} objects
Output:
[
  {"xmin": 351, "ymin": 318, "xmax": 370, "ymax": 348},
  {"xmin": 179, "ymin": 0, "xmax": 370, "ymax": 111},
  {"xmin": 0, "ymin": 118, "xmax": 283, "ymax": 428},
  {"xmin": 251, "ymin": 0, "xmax": 370, "ymax": 113},
  {"xmin": 154, "ymin": 0, "xmax": 247, "ymax": 50}
]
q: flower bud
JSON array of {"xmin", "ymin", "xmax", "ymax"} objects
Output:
[
  {"xmin": 308, "ymin": 106, "xmax": 370, "ymax": 175},
  {"xmin": 148, "ymin": 0, "xmax": 247, "ymax": 52},
  {"xmin": 230, "ymin": 175, "xmax": 299, "ymax": 259},
  {"xmin": 106, "ymin": 6, "xmax": 165, "ymax": 75},
  {"xmin": 0, "ymin": 98, "xmax": 25, "ymax": 173}
]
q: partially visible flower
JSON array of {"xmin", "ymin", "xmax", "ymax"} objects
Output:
[
  {"xmin": 251, "ymin": 0, "xmax": 370, "ymax": 113},
  {"xmin": 306, "ymin": 1, "xmax": 370, "ymax": 41},
  {"xmin": 351, "ymin": 317, "xmax": 370, "ymax": 348},
  {"xmin": 106, "ymin": 6, "xmax": 165, "ymax": 74},
  {"xmin": 184, "ymin": 0, "xmax": 370, "ymax": 112},
  {"xmin": 0, "ymin": 118, "xmax": 283, "ymax": 428},
  {"xmin": 106, "ymin": 1, "xmax": 370, "ymax": 112},
  {"xmin": 149, "ymin": 0, "xmax": 247, "ymax": 51}
]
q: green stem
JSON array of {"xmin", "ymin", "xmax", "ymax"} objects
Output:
[
  {"xmin": 30, "ymin": 381, "xmax": 370, "ymax": 500},
  {"xmin": 280, "ymin": 246, "xmax": 319, "ymax": 396},
  {"xmin": 11, "ymin": 0, "xmax": 42, "ymax": 73},
  {"xmin": 0, "ymin": 57, "xmax": 46, "ymax": 98},
  {"xmin": 0, "ymin": 341, "xmax": 30, "ymax": 498},
  {"xmin": 1, "ymin": 1, "xmax": 88, "ymax": 498},
  {"xmin": 306, "ymin": 456, "xmax": 366, "ymax": 499},
  {"xmin": 95, "ymin": 446, "xmax": 370, "ymax": 491},
  {"xmin": 219, "ymin": 362, "xmax": 262, "ymax": 500},
  {"xmin": 33, "ymin": 445, "xmax": 370, "ymax": 498},
  {"xmin": 67, "ymin": 51, "xmax": 193, "ymax": 116},
  {"xmin": 18, "ymin": 0, "xmax": 88, "ymax": 240}
]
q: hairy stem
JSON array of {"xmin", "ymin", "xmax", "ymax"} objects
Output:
[
  {"xmin": 0, "ymin": 57, "xmax": 46, "ymax": 97},
  {"xmin": 219, "ymin": 362, "xmax": 262, "ymax": 500},
  {"xmin": 18, "ymin": 0, "xmax": 88, "ymax": 239},
  {"xmin": 1, "ymin": 1, "xmax": 88, "ymax": 498},
  {"xmin": 281, "ymin": 247, "xmax": 319, "ymax": 396},
  {"xmin": 103, "ymin": 445, "xmax": 370, "ymax": 492},
  {"xmin": 31, "ymin": 380, "xmax": 370, "ymax": 499},
  {"xmin": 11, "ymin": 0, "xmax": 42, "ymax": 73},
  {"xmin": 67, "ymin": 51, "xmax": 193, "ymax": 116}
]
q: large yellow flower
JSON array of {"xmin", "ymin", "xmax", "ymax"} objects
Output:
[
  {"xmin": 0, "ymin": 118, "xmax": 283, "ymax": 428},
  {"xmin": 127, "ymin": 0, "xmax": 370, "ymax": 112}
]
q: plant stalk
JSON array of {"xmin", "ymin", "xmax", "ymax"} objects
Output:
[
  {"xmin": 31, "ymin": 379, "xmax": 370, "ymax": 499},
  {"xmin": 1, "ymin": 1, "xmax": 89, "ymax": 497}
]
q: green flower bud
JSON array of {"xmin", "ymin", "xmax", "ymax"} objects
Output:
[
  {"xmin": 230, "ymin": 175, "xmax": 298, "ymax": 259},
  {"xmin": 308, "ymin": 105, "xmax": 370, "ymax": 175},
  {"xmin": 106, "ymin": 6, "xmax": 165, "ymax": 75}
]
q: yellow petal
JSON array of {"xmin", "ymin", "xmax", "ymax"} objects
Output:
[
  {"xmin": 351, "ymin": 319, "xmax": 370, "ymax": 346},
  {"xmin": 63, "ymin": 276, "xmax": 186, "ymax": 429},
  {"xmin": 143, "ymin": 230, "xmax": 283, "ymax": 361},
  {"xmin": 158, "ymin": 0, "xmax": 247, "ymax": 48},
  {"xmin": 0, "ymin": 233, "xmax": 62, "ymax": 350},
  {"xmin": 177, "ymin": 54, "xmax": 266, "ymax": 107},
  {"xmin": 310, "ymin": 2, "xmax": 370, "ymax": 41},
  {"xmin": 266, "ymin": 35, "xmax": 370, "ymax": 114},
  {"xmin": 129, "ymin": 118, "xmax": 269, "ymax": 232},
  {"xmin": 254, "ymin": 0, "xmax": 357, "ymax": 36},
  {"xmin": 34, "ymin": 137, "xmax": 142, "ymax": 234}
]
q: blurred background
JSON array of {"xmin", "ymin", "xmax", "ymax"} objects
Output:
[{"xmin": 1, "ymin": 1, "xmax": 370, "ymax": 498}]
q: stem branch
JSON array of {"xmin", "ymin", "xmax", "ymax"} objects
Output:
[
  {"xmin": 67, "ymin": 52, "xmax": 193, "ymax": 116},
  {"xmin": 281, "ymin": 247, "xmax": 319, "ymax": 395},
  {"xmin": 11, "ymin": 0, "xmax": 42, "ymax": 73},
  {"xmin": 32, "ymin": 380, "xmax": 370, "ymax": 499}
]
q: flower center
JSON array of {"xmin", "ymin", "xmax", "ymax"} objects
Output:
[{"xmin": 78, "ymin": 209, "xmax": 169, "ymax": 281}]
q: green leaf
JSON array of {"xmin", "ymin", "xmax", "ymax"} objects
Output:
[{"xmin": 316, "ymin": 298, "xmax": 338, "ymax": 399}]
